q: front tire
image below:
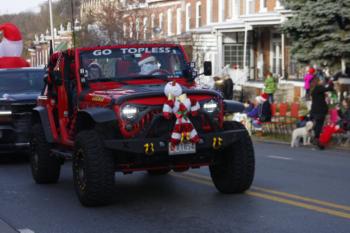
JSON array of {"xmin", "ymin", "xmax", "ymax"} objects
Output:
[
  {"xmin": 30, "ymin": 123, "xmax": 61, "ymax": 184},
  {"xmin": 210, "ymin": 121, "xmax": 255, "ymax": 193},
  {"xmin": 73, "ymin": 130, "xmax": 115, "ymax": 206}
]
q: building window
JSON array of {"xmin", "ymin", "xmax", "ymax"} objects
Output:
[
  {"xmin": 151, "ymin": 14, "xmax": 155, "ymax": 38},
  {"xmin": 246, "ymin": 0, "xmax": 256, "ymax": 15},
  {"xmin": 206, "ymin": 0, "xmax": 212, "ymax": 24},
  {"xmin": 129, "ymin": 22, "xmax": 133, "ymax": 38},
  {"xmin": 196, "ymin": 2, "xmax": 202, "ymax": 28},
  {"xmin": 224, "ymin": 44, "xmax": 251, "ymax": 69},
  {"xmin": 143, "ymin": 17, "xmax": 148, "ymax": 40},
  {"xmin": 136, "ymin": 18, "xmax": 140, "ymax": 40},
  {"xmin": 167, "ymin": 9, "xmax": 172, "ymax": 36},
  {"xmin": 159, "ymin": 13, "xmax": 163, "ymax": 31},
  {"xmin": 227, "ymin": 0, "xmax": 239, "ymax": 19},
  {"xmin": 260, "ymin": 0, "xmax": 267, "ymax": 12},
  {"xmin": 218, "ymin": 0, "xmax": 224, "ymax": 22},
  {"xmin": 176, "ymin": 8, "xmax": 182, "ymax": 35},
  {"xmin": 186, "ymin": 3, "xmax": 191, "ymax": 31},
  {"xmin": 272, "ymin": 40, "xmax": 282, "ymax": 76}
]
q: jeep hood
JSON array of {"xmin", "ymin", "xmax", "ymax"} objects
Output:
[{"xmin": 86, "ymin": 84, "xmax": 222, "ymax": 105}]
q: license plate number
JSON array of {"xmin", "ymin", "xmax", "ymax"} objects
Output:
[{"xmin": 169, "ymin": 143, "xmax": 196, "ymax": 155}]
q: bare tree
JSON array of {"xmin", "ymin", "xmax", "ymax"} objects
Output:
[{"xmin": 80, "ymin": 0, "xmax": 164, "ymax": 45}]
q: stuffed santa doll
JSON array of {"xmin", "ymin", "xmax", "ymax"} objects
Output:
[
  {"xmin": 162, "ymin": 81, "xmax": 201, "ymax": 147},
  {"xmin": 0, "ymin": 22, "xmax": 30, "ymax": 68}
]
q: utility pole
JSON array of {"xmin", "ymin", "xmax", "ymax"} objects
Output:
[{"xmin": 49, "ymin": 0, "xmax": 55, "ymax": 51}]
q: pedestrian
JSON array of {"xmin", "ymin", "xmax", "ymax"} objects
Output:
[
  {"xmin": 247, "ymin": 93, "xmax": 272, "ymax": 128},
  {"xmin": 213, "ymin": 75, "xmax": 233, "ymax": 99},
  {"xmin": 338, "ymin": 99, "xmax": 350, "ymax": 131},
  {"xmin": 263, "ymin": 71, "xmax": 277, "ymax": 103},
  {"xmin": 304, "ymin": 67, "xmax": 315, "ymax": 100},
  {"xmin": 310, "ymin": 77, "xmax": 334, "ymax": 149}
]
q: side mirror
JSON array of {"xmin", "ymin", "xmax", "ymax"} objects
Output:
[{"xmin": 203, "ymin": 61, "xmax": 212, "ymax": 76}]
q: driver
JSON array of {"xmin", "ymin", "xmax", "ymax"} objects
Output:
[
  {"xmin": 87, "ymin": 62, "xmax": 102, "ymax": 80},
  {"xmin": 138, "ymin": 53, "xmax": 160, "ymax": 75}
]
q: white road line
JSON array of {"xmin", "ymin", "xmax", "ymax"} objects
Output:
[
  {"xmin": 267, "ymin": 155, "xmax": 293, "ymax": 160},
  {"xmin": 18, "ymin": 229, "xmax": 35, "ymax": 233}
]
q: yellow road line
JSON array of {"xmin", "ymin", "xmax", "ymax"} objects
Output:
[
  {"xmin": 182, "ymin": 172, "xmax": 350, "ymax": 212},
  {"xmin": 246, "ymin": 191, "xmax": 350, "ymax": 220},
  {"xmin": 171, "ymin": 173, "xmax": 350, "ymax": 220},
  {"xmin": 251, "ymin": 186, "xmax": 350, "ymax": 212}
]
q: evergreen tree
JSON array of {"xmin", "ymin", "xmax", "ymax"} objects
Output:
[{"xmin": 282, "ymin": 0, "xmax": 350, "ymax": 66}]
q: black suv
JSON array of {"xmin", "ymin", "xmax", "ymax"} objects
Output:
[{"xmin": 0, "ymin": 67, "xmax": 45, "ymax": 154}]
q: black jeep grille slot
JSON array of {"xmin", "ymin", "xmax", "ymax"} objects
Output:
[
  {"xmin": 11, "ymin": 104, "xmax": 35, "ymax": 115},
  {"xmin": 139, "ymin": 110, "xmax": 212, "ymax": 138},
  {"xmin": 13, "ymin": 115, "xmax": 32, "ymax": 142}
]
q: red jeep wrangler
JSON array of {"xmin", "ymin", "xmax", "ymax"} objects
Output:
[{"xmin": 30, "ymin": 44, "xmax": 254, "ymax": 206}]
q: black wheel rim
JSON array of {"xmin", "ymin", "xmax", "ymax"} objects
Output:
[{"xmin": 74, "ymin": 148, "xmax": 87, "ymax": 192}]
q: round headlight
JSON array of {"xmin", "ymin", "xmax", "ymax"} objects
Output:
[
  {"xmin": 203, "ymin": 100, "xmax": 218, "ymax": 113},
  {"xmin": 121, "ymin": 105, "xmax": 138, "ymax": 120}
]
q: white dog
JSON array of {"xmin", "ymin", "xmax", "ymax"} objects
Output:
[
  {"xmin": 291, "ymin": 121, "xmax": 314, "ymax": 147},
  {"xmin": 233, "ymin": 113, "xmax": 252, "ymax": 135}
]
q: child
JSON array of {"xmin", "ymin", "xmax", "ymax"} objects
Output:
[
  {"xmin": 264, "ymin": 71, "xmax": 277, "ymax": 103},
  {"xmin": 338, "ymin": 99, "xmax": 350, "ymax": 131},
  {"xmin": 304, "ymin": 67, "xmax": 315, "ymax": 100}
]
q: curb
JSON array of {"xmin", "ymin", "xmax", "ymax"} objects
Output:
[
  {"xmin": 252, "ymin": 136, "xmax": 350, "ymax": 151},
  {"xmin": 0, "ymin": 219, "xmax": 18, "ymax": 233}
]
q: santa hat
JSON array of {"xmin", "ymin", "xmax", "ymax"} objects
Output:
[
  {"xmin": 164, "ymin": 81, "xmax": 182, "ymax": 98},
  {"xmin": 256, "ymin": 93, "xmax": 268, "ymax": 103},
  {"xmin": 0, "ymin": 23, "xmax": 23, "ymax": 57},
  {"xmin": 308, "ymin": 67, "xmax": 315, "ymax": 74},
  {"xmin": 138, "ymin": 53, "xmax": 156, "ymax": 66}
]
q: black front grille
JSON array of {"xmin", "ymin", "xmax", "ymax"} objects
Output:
[
  {"xmin": 11, "ymin": 103, "xmax": 35, "ymax": 115},
  {"xmin": 140, "ymin": 112, "xmax": 217, "ymax": 138}
]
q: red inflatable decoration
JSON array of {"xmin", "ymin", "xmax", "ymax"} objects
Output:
[{"xmin": 0, "ymin": 22, "xmax": 30, "ymax": 68}]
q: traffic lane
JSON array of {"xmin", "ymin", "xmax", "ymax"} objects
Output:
[
  {"xmin": 190, "ymin": 141, "xmax": 350, "ymax": 207},
  {"xmin": 0, "ymin": 162, "xmax": 350, "ymax": 233}
]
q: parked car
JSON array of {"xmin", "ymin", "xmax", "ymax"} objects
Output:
[{"xmin": 0, "ymin": 67, "xmax": 45, "ymax": 154}]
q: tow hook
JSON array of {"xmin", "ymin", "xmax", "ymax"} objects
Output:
[
  {"xmin": 144, "ymin": 143, "xmax": 155, "ymax": 155},
  {"xmin": 212, "ymin": 137, "xmax": 223, "ymax": 150}
]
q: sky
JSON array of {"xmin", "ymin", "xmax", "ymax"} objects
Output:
[{"xmin": 0, "ymin": 0, "xmax": 48, "ymax": 15}]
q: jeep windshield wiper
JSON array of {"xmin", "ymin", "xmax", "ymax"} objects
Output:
[
  {"xmin": 89, "ymin": 78, "xmax": 129, "ymax": 85},
  {"xmin": 117, "ymin": 74, "xmax": 169, "ymax": 82}
]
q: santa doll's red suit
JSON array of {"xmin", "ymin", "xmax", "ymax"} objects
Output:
[{"xmin": 0, "ymin": 22, "xmax": 30, "ymax": 68}]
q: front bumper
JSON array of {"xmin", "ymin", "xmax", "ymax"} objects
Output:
[
  {"xmin": 0, "ymin": 124, "xmax": 31, "ymax": 153},
  {"xmin": 104, "ymin": 129, "xmax": 245, "ymax": 155}
]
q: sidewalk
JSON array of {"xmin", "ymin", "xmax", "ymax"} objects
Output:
[
  {"xmin": 252, "ymin": 135, "xmax": 350, "ymax": 151},
  {"xmin": 0, "ymin": 219, "xmax": 18, "ymax": 233}
]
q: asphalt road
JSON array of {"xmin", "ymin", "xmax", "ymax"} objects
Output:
[{"xmin": 0, "ymin": 142, "xmax": 350, "ymax": 233}]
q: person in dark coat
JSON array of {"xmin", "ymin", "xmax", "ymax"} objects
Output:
[{"xmin": 310, "ymin": 77, "xmax": 334, "ymax": 144}]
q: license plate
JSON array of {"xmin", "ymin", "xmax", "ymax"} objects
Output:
[{"xmin": 169, "ymin": 143, "xmax": 196, "ymax": 155}]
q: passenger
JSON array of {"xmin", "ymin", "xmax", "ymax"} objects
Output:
[{"xmin": 87, "ymin": 62, "xmax": 103, "ymax": 80}]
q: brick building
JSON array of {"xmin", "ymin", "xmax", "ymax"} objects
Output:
[{"xmin": 81, "ymin": 0, "xmax": 304, "ymax": 101}]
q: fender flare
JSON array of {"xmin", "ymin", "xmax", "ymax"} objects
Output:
[
  {"xmin": 223, "ymin": 100, "xmax": 245, "ymax": 113},
  {"xmin": 77, "ymin": 107, "xmax": 116, "ymax": 124},
  {"xmin": 32, "ymin": 106, "xmax": 54, "ymax": 143}
]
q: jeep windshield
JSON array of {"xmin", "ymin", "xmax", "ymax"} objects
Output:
[
  {"xmin": 0, "ymin": 69, "xmax": 45, "ymax": 95},
  {"xmin": 79, "ymin": 46, "xmax": 188, "ymax": 83}
]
